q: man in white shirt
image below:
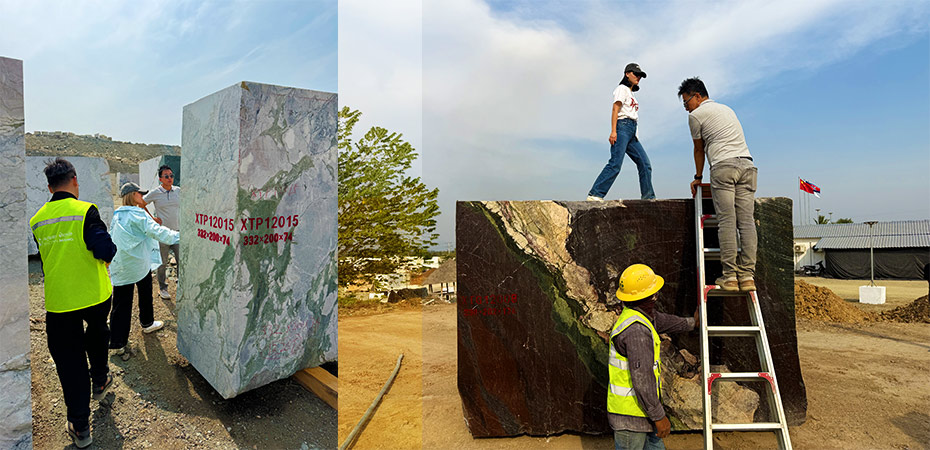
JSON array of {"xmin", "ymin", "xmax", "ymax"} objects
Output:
[
  {"xmin": 680, "ymin": 77, "xmax": 757, "ymax": 291},
  {"xmin": 142, "ymin": 165, "xmax": 180, "ymax": 299}
]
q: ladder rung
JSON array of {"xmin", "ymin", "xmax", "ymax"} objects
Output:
[
  {"xmin": 703, "ymin": 215, "xmax": 719, "ymax": 228},
  {"xmin": 702, "ymin": 248, "xmax": 742, "ymax": 260},
  {"xmin": 712, "ymin": 372, "xmax": 770, "ymax": 382},
  {"xmin": 707, "ymin": 325, "xmax": 761, "ymax": 337},
  {"xmin": 712, "ymin": 422, "xmax": 783, "ymax": 431},
  {"xmin": 705, "ymin": 288, "xmax": 747, "ymax": 297}
]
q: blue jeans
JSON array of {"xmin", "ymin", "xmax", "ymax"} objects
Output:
[
  {"xmin": 589, "ymin": 118, "xmax": 655, "ymax": 199},
  {"xmin": 614, "ymin": 430, "xmax": 666, "ymax": 450}
]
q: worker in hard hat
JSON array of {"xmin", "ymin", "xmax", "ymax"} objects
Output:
[{"xmin": 607, "ymin": 263, "xmax": 698, "ymax": 450}]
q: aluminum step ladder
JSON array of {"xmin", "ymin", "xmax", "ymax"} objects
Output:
[{"xmin": 694, "ymin": 183, "xmax": 792, "ymax": 450}]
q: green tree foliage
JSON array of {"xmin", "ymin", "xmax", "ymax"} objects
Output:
[
  {"xmin": 338, "ymin": 107, "xmax": 439, "ymax": 288},
  {"xmin": 834, "ymin": 218, "xmax": 853, "ymax": 224},
  {"xmin": 814, "ymin": 215, "xmax": 830, "ymax": 224}
]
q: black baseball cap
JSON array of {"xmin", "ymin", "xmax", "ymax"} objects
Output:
[{"xmin": 625, "ymin": 63, "xmax": 647, "ymax": 78}]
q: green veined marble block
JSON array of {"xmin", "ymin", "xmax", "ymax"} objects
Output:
[{"xmin": 177, "ymin": 82, "xmax": 337, "ymax": 399}]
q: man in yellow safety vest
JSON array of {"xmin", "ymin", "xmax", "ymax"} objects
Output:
[
  {"xmin": 29, "ymin": 157, "xmax": 117, "ymax": 448},
  {"xmin": 607, "ymin": 264, "xmax": 698, "ymax": 450}
]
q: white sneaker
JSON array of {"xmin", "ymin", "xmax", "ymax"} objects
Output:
[
  {"xmin": 142, "ymin": 321, "xmax": 164, "ymax": 334},
  {"xmin": 586, "ymin": 195, "xmax": 605, "ymax": 202},
  {"xmin": 159, "ymin": 289, "xmax": 170, "ymax": 299}
]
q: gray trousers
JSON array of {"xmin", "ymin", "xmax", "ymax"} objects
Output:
[
  {"xmin": 710, "ymin": 157, "xmax": 758, "ymax": 279},
  {"xmin": 614, "ymin": 430, "xmax": 666, "ymax": 450},
  {"xmin": 157, "ymin": 242, "xmax": 180, "ymax": 290}
]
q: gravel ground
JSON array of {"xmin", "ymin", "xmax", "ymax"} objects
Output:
[{"xmin": 29, "ymin": 258, "xmax": 336, "ymax": 449}]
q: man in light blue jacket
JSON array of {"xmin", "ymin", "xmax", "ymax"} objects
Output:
[{"xmin": 109, "ymin": 182, "xmax": 180, "ymax": 358}]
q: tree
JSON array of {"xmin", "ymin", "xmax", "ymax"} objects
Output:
[
  {"xmin": 338, "ymin": 107, "xmax": 440, "ymax": 288},
  {"xmin": 814, "ymin": 215, "xmax": 830, "ymax": 224},
  {"xmin": 834, "ymin": 218, "xmax": 853, "ymax": 224}
]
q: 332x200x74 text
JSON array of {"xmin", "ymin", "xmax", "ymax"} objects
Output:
[{"xmin": 193, "ymin": 212, "xmax": 300, "ymax": 247}]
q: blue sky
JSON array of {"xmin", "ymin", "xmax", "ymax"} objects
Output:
[
  {"xmin": 0, "ymin": 0, "xmax": 336, "ymax": 145},
  {"xmin": 422, "ymin": 0, "xmax": 930, "ymax": 248}
]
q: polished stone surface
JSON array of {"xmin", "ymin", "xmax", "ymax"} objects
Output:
[
  {"xmin": 456, "ymin": 199, "xmax": 805, "ymax": 437},
  {"xmin": 117, "ymin": 172, "xmax": 139, "ymax": 190},
  {"xmin": 177, "ymin": 82, "xmax": 337, "ymax": 399},
  {"xmin": 26, "ymin": 156, "xmax": 113, "ymax": 255},
  {"xmin": 0, "ymin": 56, "xmax": 32, "ymax": 450},
  {"xmin": 138, "ymin": 154, "xmax": 181, "ymax": 190}
]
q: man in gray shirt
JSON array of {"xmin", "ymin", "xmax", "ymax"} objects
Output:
[
  {"xmin": 143, "ymin": 164, "xmax": 180, "ymax": 299},
  {"xmin": 680, "ymin": 77, "xmax": 758, "ymax": 292}
]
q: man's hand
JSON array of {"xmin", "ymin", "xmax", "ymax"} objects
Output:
[
  {"xmin": 693, "ymin": 304, "xmax": 701, "ymax": 328},
  {"xmin": 654, "ymin": 416, "xmax": 671, "ymax": 438},
  {"xmin": 609, "ymin": 132, "xmax": 618, "ymax": 145},
  {"xmin": 690, "ymin": 179, "xmax": 702, "ymax": 197},
  {"xmin": 154, "ymin": 217, "xmax": 163, "ymax": 225}
]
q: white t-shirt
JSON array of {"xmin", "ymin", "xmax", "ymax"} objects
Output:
[
  {"xmin": 688, "ymin": 100, "xmax": 752, "ymax": 167},
  {"xmin": 612, "ymin": 84, "xmax": 639, "ymax": 121}
]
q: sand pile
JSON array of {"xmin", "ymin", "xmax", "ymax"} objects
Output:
[
  {"xmin": 881, "ymin": 295, "xmax": 930, "ymax": 324},
  {"xmin": 794, "ymin": 280, "xmax": 879, "ymax": 323}
]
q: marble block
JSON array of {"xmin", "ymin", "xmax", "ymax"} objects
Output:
[
  {"xmin": 117, "ymin": 172, "xmax": 139, "ymax": 190},
  {"xmin": 138, "ymin": 154, "xmax": 181, "ymax": 190},
  {"xmin": 859, "ymin": 285, "xmax": 885, "ymax": 304},
  {"xmin": 456, "ymin": 199, "xmax": 806, "ymax": 437},
  {"xmin": 0, "ymin": 56, "xmax": 32, "ymax": 450},
  {"xmin": 177, "ymin": 82, "xmax": 338, "ymax": 399},
  {"xmin": 27, "ymin": 156, "xmax": 112, "ymax": 255}
]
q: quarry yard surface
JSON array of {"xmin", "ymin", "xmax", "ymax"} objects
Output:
[
  {"xmin": 339, "ymin": 277, "xmax": 930, "ymax": 449},
  {"xmin": 28, "ymin": 260, "xmax": 336, "ymax": 449}
]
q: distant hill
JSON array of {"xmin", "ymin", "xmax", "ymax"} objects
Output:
[{"xmin": 25, "ymin": 131, "xmax": 180, "ymax": 173}]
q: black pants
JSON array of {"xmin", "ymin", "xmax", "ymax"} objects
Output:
[
  {"xmin": 46, "ymin": 297, "xmax": 111, "ymax": 432},
  {"xmin": 110, "ymin": 272, "xmax": 154, "ymax": 349}
]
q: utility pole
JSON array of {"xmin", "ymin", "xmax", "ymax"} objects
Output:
[{"xmin": 865, "ymin": 221, "xmax": 878, "ymax": 286}]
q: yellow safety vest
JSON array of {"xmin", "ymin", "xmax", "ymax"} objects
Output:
[
  {"xmin": 607, "ymin": 307, "xmax": 661, "ymax": 416},
  {"xmin": 30, "ymin": 197, "xmax": 112, "ymax": 312}
]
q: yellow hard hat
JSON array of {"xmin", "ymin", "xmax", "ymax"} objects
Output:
[{"xmin": 615, "ymin": 264, "xmax": 664, "ymax": 302}]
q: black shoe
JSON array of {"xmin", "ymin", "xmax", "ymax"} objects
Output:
[
  {"xmin": 92, "ymin": 373, "xmax": 113, "ymax": 401},
  {"xmin": 67, "ymin": 421, "xmax": 93, "ymax": 448}
]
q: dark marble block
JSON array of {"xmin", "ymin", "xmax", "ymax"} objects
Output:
[{"xmin": 456, "ymin": 199, "xmax": 805, "ymax": 437}]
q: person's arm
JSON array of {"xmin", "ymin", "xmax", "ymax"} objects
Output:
[
  {"xmin": 609, "ymin": 102, "xmax": 621, "ymax": 145},
  {"xmin": 142, "ymin": 191, "xmax": 163, "ymax": 224},
  {"xmin": 142, "ymin": 213, "xmax": 180, "ymax": 245},
  {"xmin": 689, "ymin": 138, "xmax": 705, "ymax": 196},
  {"xmin": 83, "ymin": 205, "xmax": 117, "ymax": 263},
  {"xmin": 653, "ymin": 311, "xmax": 695, "ymax": 334},
  {"xmin": 614, "ymin": 325, "xmax": 667, "ymax": 426}
]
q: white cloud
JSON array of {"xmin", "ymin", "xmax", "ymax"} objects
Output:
[
  {"xmin": 422, "ymin": 0, "xmax": 930, "ymax": 245},
  {"xmin": 338, "ymin": 0, "xmax": 422, "ymax": 154}
]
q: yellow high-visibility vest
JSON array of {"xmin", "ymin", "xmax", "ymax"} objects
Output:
[
  {"xmin": 607, "ymin": 307, "xmax": 661, "ymax": 416},
  {"xmin": 30, "ymin": 197, "xmax": 111, "ymax": 312}
]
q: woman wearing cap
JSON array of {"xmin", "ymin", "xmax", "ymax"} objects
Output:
[
  {"xmin": 588, "ymin": 63, "xmax": 656, "ymax": 202},
  {"xmin": 108, "ymin": 182, "xmax": 179, "ymax": 359}
]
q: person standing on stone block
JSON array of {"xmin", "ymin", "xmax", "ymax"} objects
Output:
[
  {"xmin": 109, "ymin": 182, "xmax": 180, "ymax": 358},
  {"xmin": 29, "ymin": 157, "xmax": 116, "ymax": 449},
  {"xmin": 606, "ymin": 264, "xmax": 697, "ymax": 450},
  {"xmin": 143, "ymin": 164, "xmax": 180, "ymax": 300},
  {"xmin": 680, "ymin": 77, "xmax": 758, "ymax": 292},
  {"xmin": 588, "ymin": 62, "xmax": 656, "ymax": 202}
]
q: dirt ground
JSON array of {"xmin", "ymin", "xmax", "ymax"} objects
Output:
[
  {"xmin": 339, "ymin": 278, "xmax": 930, "ymax": 449},
  {"xmin": 29, "ymin": 259, "xmax": 336, "ymax": 449},
  {"xmin": 337, "ymin": 304, "xmax": 424, "ymax": 449},
  {"xmin": 797, "ymin": 276, "xmax": 929, "ymax": 314}
]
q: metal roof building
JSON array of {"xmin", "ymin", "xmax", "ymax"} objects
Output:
[
  {"xmin": 793, "ymin": 220, "xmax": 930, "ymax": 280},
  {"xmin": 794, "ymin": 220, "xmax": 930, "ymax": 249}
]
